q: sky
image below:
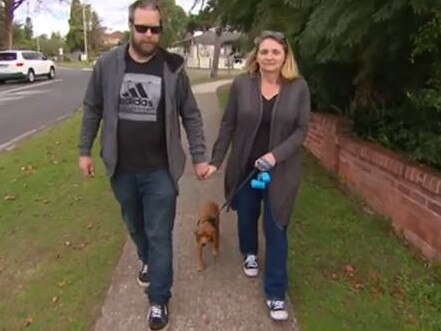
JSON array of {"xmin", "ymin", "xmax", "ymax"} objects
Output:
[{"xmin": 15, "ymin": 0, "xmax": 199, "ymax": 37}]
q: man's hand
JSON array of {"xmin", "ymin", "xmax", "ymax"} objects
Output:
[
  {"xmin": 255, "ymin": 153, "xmax": 276, "ymax": 171},
  {"xmin": 193, "ymin": 162, "xmax": 209, "ymax": 180},
  {"xmin": 79, "ymin": 156, "xmax": 95, "ymax": 177},
  {"xmin": 202, "ymin": 165, "xmax": 217, "ymax": 179}
]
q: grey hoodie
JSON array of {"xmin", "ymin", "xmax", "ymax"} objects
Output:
[{"xmin": 79, "ymin": 44, "xmax": 207, "ymax": 191}]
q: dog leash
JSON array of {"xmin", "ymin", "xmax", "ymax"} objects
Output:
[{"xmin": 220, "ymin": 168, "xmax": 258, "ymax": 212}]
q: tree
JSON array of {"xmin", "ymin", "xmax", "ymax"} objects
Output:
[
  {"xmin": 210, "ymin": 0, "xmax": 441, "ymax": 168},
  {"xmin": 87, "ymin": 7, "xmax": 104, "ymax": 56},
  {"xmin": 65, "ymin": 0, "xmax": 83, "ymax": 52},
  {"xmin": 23, "ymin": 15, "xmax": 32, "ymax": 40},
  {"xmin": 160, "ymin": 0, "xmax": 188, "ymax": 48},
  {"xmin": 39, "ymin": 32, "xmax": 65, "ymax": 57},
  {"xmin": 65, "ymin": 1, "xmax": 104, "ymax": 57},
  {"xmin": 0, "ymin": 2, "xmax": 5, "ymax": 49},
  {"xmin": 1, "ymin": 0, "xmax": 68, "ymax": 49},
  {"xmin": 191, "ymin": 0, "xmax": 225, "ymax": 78},
  {"xmin": 1, "ymin": 0, "xmax": 27, "ymax": 49}
]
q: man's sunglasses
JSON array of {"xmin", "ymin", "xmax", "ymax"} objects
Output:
[{"xmin": 133, "ymin": 24, "xmax": 163, "ymax": 34}]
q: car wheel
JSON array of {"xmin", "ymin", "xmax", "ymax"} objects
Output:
[
  {"xmin": 27, "ymin": 69, "xmax": 35, "ymax": 83},
  {"xmin": 47, "ymin": 66, "xmax": 55, "ymax": 80}
]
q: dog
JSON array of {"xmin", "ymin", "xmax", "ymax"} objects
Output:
[{"xmin": 194, "ymin": 201, "xmax": 220, "ymax": 271}]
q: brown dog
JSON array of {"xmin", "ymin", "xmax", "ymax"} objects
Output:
[{"xmin": 194, "ymin": 201, "xmax": 220, "ymax": 271}]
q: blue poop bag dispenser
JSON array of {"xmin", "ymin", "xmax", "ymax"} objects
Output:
[{"xmin": 250, "ymin": 172, "xmax": 272, "ymax": 190}]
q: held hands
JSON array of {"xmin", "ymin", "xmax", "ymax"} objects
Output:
[
  {"xmin": 203, "ymin": 165, "xmax": 217, "ymax": 179},
  {"xmin": 194, "ymin": 162, "xmax": 210, "ymax": 180},
  {"xmin": 254, "ymin": 153, "xmax": 276, "ymax": 171},
  {"xmin": 79, "ymin": 156, "xmax": 95, "ymax": 177},
  {"xmin": 193, "ymin": 162, "xmax": 217, "ymax": 180}
]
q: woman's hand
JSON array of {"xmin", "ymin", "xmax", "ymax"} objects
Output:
[
  {"xmin": 202, "ymin": 165, "xmax": 218, "ymax": 179},
  {"xmin": 255, "ymin": 153, "xmax": 276, "ymax": 171}
]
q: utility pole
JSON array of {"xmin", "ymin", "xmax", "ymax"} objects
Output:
[{"xmin": 82, "ymin": 1, "xmax": 88, "ymax": 61}]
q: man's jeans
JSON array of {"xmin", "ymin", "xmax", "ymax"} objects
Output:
[
  {"xmin": 110, "ymin": 169, "xmax": 177, "ymax": 305},
  {"xmin": 234, "ymin": 180, "xmax": 288, "ymax": 301}
]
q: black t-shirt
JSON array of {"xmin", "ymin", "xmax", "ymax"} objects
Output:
[
  {"xmin": 246, "ymin": 95, "xmax": 277, "ymax": 173},
  {"xmin": 117, "ymin": 50, "xmax": 168, "ymax": 172}
]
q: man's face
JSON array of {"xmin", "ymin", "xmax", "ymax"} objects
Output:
[{"xmin": 130, "ymin": 8, "xmax": 162, "ymax": 57}]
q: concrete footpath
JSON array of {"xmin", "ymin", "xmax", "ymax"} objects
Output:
[{"xmin": 93, "ymin": 79, "xmax": 300, "ymax": 331}]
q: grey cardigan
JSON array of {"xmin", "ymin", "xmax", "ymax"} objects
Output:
[
  {"xmin": 211, "ymin": 73, "xmax": 311, "ymax": 226},
  {"xmin": 79, "ymin": 45, "xmax": 207, "ymax": 191}
]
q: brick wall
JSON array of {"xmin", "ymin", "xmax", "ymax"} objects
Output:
[{"xmin": 304, "ymin": 113, "xmax": 441, "ymax": 261}]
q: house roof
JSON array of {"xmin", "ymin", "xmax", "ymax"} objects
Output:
[
  {"xmin": 103, "ymin": 31, "xmax": 125, "ymax": 39},
  {"xmin": 173, "ymin": 30, "xmax": 241, "ymax": 46}
]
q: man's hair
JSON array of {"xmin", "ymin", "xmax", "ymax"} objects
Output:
[{"xmin": 128, "ymin": 0, "xmax": 162, "ymax": 24}]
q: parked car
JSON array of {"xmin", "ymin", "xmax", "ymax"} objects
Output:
[{"xmin": 0, "ymin": 50, "xmax": 56, "ymax": 84}]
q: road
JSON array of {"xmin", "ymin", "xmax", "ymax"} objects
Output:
[{"xmin": 0, "ymin": 67, "xmax": 91, "ymax": 150}]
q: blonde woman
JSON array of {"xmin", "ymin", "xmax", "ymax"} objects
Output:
[{"xmin": 204, "ymin": 31, "xmax": 311, "ymax": 321}]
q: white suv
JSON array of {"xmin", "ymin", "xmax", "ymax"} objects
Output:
[{"xmin": 0, "ymin": 50, "xmax": 56, "ymax": 84}]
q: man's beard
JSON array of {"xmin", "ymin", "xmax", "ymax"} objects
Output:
[{"xmin": 130, "ymin": 37, "xmax": 158, "ymax": 58}]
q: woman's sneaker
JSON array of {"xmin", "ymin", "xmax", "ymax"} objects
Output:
[
  {"xmin": 148, "ymin": 304, "xmax": 169, "ymax": 330},
  {"xmin": 137, "ymin": 262, "xmax": 150, "ymax": 288},
  {"xmin": 243, "ymin": 254, "xmax": 259, "ymax": 277},
  {"xmin": 266, "ymin": 300, "xmax": 289, "ymax": 321}
]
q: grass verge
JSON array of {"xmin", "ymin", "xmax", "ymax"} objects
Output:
[
  {"xmin": 217, "ymin": 85, "xmax": 441, "ymax": 331},
  {"xmin": 0, "ymin": 114, "xmax": 125, "ymax": 330}
]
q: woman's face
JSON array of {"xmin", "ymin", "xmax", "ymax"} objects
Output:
[{"xmin": 256, "ymin": 37, "xmax": 286, "ymax": 74}]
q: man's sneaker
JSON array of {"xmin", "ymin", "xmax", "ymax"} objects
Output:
[
  {"xmin": 137, "ymin": 263, "xmax": 150, "ymax": 288},
  {"xmin": 243, "ymin": 254, "xmax": 259, "ymax": 277},
  {"xmin": 148, "ymin": 304, "xmax": 169, "ymax": 331},
  {"xmin": 266, "ymin": 300, "xmax": 289, "ymax": 321}
]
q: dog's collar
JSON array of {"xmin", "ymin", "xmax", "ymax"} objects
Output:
[{"xmin": 197, "ymin": 217, "xmax": 217, "ymax": 227}]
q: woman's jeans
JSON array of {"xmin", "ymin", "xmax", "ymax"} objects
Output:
[
  {"xmin": 110, "ymin": 169, "xmax": 176, "ymax": 305},
  {"xmin": 234, "ymin": 180, "xmax": 288, "ymax": 300}
]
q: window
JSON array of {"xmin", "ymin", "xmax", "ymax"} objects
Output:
[
  {"xmin": 0, "ymin": 52, "xmax": 17, "ymax": 61},
  {"xmin": 22, "ymin": 52, "xmax": 42, "ymax": 60}
]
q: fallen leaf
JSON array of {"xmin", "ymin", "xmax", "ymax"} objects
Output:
[
  {"xmin": 345, "ymin": 264, "xmax": 356, "ymax": 276},
  {"xmin": 24, "ymin": 316, "xmax": 33, "ymax": 327},
  {"xmin": 55, "ymin": 141, "xmax": 60, "ymax": 145},
  {"xmin": 352, "ymin": 282, "xmax": 364, "ymax": 292},
  {"xmin": 64, "ymin": 241, "xmax": 71, "ymax": 247},
  {"xmin": 52, "ymin": 160, "xmax": 59, "ymax": 165},
  {"xmin": 57, "ymin": 281, "xmax": 67, "ymax": 288},
  {"xmin": 87, "ymin": 223, "xmax": 93, "ymax": 230},
  {"xmin": 75, "ymin": 242, "xmax": 87, "ymax": 250},
  {"xmin": 4, "ymin": 194, "xmax": 17, "ymax": 201},
  {"xmin": 52, "ymin": 296, "xmax": 59, "ymax": 304}
]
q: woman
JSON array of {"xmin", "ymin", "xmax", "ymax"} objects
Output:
[{"xmin": 204, "ymin": 31, "xmax": 311, "ymax": 321}]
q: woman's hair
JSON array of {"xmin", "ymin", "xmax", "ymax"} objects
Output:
[{"xmin": 245, "ymin": 31, "xmax": 299, "ymax": 81}]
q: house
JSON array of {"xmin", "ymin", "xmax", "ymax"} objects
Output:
[
  {"xmin": 169, "ymin": 29, "xmax": 245, "ymax": 70},
  {"xmin": 102, "ymin": 31, "xmax": 125, "ymax": 47}
]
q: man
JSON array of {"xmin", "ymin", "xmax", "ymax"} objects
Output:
[{"xmin": 78, "ymin": 1, "xmax": 208, "ymax": 330}]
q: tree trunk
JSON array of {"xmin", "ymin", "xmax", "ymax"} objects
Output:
[
  {"xmin": 4, "ymin": 1, "xmax": 14, "ymax": 49},
  {"xmin": 210, "ymin": 26, "xmax": 222, "ymax": 79}
]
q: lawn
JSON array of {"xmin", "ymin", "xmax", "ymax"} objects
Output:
[
  {"xmin": 0, "ymin": 115, "xmax": 126, "ymax": 330},
  {"xmin": 217, "ymin": 85, "xmax": 441, "ymax": 331}
]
